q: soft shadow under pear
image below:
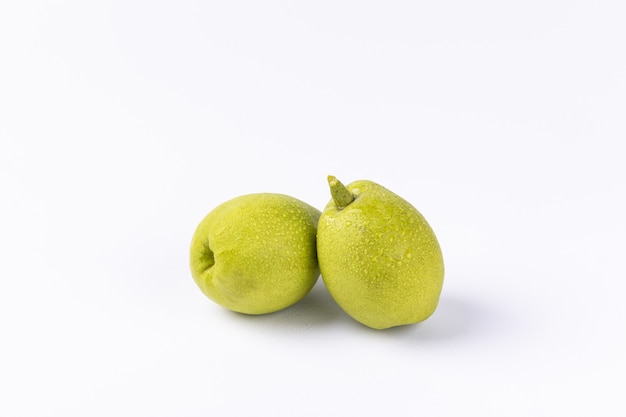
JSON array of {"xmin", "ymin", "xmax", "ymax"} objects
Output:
[{"xmin": 227, "ymin": 280, "xmax": 344, "ymax": 330}]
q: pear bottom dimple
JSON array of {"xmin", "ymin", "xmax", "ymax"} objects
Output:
[{"xmin": 190, "ymin": 193, "xmax": 321, "ymax": 315}]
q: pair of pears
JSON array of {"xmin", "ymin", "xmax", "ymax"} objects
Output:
[{"xmin": 189, "ymin": 176, "xmax": 444, "ymax": 329}]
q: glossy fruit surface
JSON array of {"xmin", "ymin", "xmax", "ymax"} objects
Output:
[
  {"xmin": 190, "ymin": 193, "xmax": 321, "ymax": 314},
  {"xmin": 317, "ymin": 176, "xmax": 444, "ymax": 329}
]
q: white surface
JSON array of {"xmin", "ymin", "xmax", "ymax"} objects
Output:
[{"xmin": 2, "ymin": 1, "xmax": 625, "ymax": 416}]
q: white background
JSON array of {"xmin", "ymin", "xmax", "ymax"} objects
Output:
[{"xmin": 1, "ymin": 1, "xmax": 625, "ymax": 416}]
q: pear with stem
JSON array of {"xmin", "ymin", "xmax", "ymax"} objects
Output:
[{"xmin": 317, "ymin": 176, "xmax": 444, "ymax": 329}]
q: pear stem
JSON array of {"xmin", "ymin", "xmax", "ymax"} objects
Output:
[{"xmin": 328, "ymin": 175, "xmax": 354, "ymax": 209}]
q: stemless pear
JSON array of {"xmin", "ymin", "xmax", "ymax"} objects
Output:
[
  {"xmin": 190, "ymin": 193, "xmax": 321, "ymax": 315},
  {"xmin": 317, "ymin": 176, "xmax": 444, "ymax": 329}
]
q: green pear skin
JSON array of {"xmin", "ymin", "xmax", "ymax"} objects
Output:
[
  {"xmin": 317, "ymin": 177, "xmax": 444, "ymax": 329},
  {"xmin": 190, "ymin": 193, "xmax": 321, "ymax": 315}
]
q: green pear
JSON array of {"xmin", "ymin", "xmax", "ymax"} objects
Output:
[
  {"xmin": 190, "ymin": 193, "xmax": 321, "ymax": 315},
  {"xmin": 317, "ymin": 176, "xmax": 444, "ymax": 329}
]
